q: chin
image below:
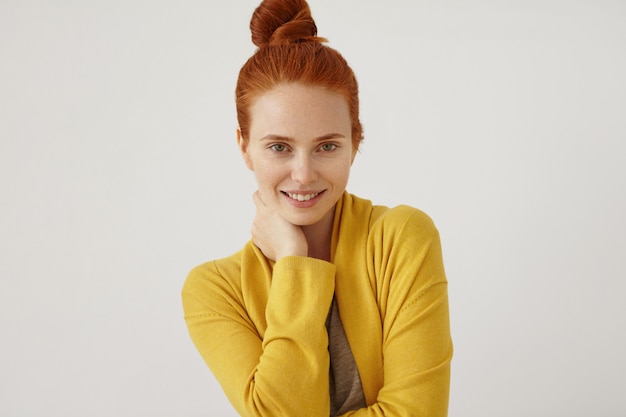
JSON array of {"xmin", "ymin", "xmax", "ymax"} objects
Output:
[
  {"xmin": 285, "ymin": 214, "xmax": 323, "ymax": 227},
  {"xmin": 281, "ymin": 208, "xmax": 329, "ymax": 226},
  {"xmin": 277, "ymin": 195, "xmax": 337, "ymax": 227}
]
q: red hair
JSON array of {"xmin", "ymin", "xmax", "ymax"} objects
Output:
[{"xmin": 236, "ymin": 0, "xmax": 363, "ymax": 149}]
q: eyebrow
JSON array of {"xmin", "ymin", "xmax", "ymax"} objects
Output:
[{"xmin": 259, "ymin": 133, "xmax": 347, "ymax": 142}]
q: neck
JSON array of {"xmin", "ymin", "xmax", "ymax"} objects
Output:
[{"xmin": 302, "ymin": 206, "xmax": 335, "ymax": 262}]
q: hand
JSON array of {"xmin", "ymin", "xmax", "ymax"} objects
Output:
[{"xmin": 251, "ymin": 191, "xmax": 308, "ymax": 261}]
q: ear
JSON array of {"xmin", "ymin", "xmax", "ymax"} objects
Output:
[{"xmin": 237, "ymin": 128, "xmax": 254, "ymax": 171}]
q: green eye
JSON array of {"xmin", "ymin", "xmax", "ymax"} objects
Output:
[
  {"xmin": 321, "ymin": 143, "xmax": 337, "ymax": 151},
  {"xmin": 270, "ymin": 143, "xmax": 287, "ymax": 152}
]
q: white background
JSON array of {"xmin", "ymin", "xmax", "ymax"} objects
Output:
[{"xmin": 1, "ymin": 0, "xmax": 625, "ymax": 416}]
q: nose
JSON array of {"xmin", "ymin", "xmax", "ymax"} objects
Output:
[{"xmin": 291, "ymin": 153, "xmax": 318, "ymax": 185}]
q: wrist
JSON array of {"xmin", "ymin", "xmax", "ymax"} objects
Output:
[{"xmin": 276, "ymin": 244, "xmax": 308, "ymax": 260}]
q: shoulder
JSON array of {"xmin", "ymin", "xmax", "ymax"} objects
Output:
[
  {"xmin": 363, "ymin": 201, "xmax": 448, "ymax": 290},
  {"xmin": 339, "ymin": 192, "xmax": 440, "ymax": 247},
  {"xmin": 182, "ymin": 244, "xmax": 262, "ymax": 321},
  {"xmin": 181, "ymin": 244, "xmax": 250, "ymax": 301},
  {"xmin": 182, "ymin": 240, "xmax": 270, "ymax": 297},
  {"xmin": 185, "ymin": 249, "xmax": 242, "ymax": 283},
  {"xmin": 370, "ymin": 202, "xmax": 439, "ymax": 242},
  {"xmin": 343, "ymin": 192, "xmax": 437, "ymax": 232}
]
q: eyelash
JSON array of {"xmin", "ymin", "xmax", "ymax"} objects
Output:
[
  {"xmin": 268, "ymin": 143, "xmax": 339, "ymax": 153},
  {"xmin": 269, "ymin": 143, "xmax": 287, "ymax": 152}
]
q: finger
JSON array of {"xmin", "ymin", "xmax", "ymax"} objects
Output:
[{"xmin": 252, "ymin": 190, "xmax": 266, "ymax": 208}]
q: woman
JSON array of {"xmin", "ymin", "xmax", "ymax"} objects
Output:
[{"xmin": 182, "ymin": 0, "xmax": 453, "ymax": 415}]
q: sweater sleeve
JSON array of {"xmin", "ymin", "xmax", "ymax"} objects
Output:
[
  {"xmin": 182, "ymin": 255, "xmax": 335, "ymax": 417},
  {"xmin": 343, "ymin": 207, "xmax": 453, "ymax": 417}
]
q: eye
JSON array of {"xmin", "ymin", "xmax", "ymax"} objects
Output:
[
  {"xmin": 269, "ymin": 143, "xmax": 287, "ymax": 152},
  {"xmin": 320, "ymin": 143, "xmax": 337, "ymax": 152}
]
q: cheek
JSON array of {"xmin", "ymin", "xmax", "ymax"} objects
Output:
[
  {"xmin": 253, "ymin": 161, "xmax": 283, "ymax": 187},
  {"xmin": 333, "ymin": 158, "xmax": 353, "ymax": 181}
]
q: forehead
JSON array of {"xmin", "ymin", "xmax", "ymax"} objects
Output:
[{"xmin": 249, "ymin": 83, "xmax": 351, "ymax": 139}]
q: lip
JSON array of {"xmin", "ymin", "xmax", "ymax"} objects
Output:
[{"xmin": 281, "ymin": 190, "xmax": 326, "ymax": 208}]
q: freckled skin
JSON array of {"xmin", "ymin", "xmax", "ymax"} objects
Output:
[{"xmin": 238, "ymin": 83, "xmax": 356, "ymax": 260}]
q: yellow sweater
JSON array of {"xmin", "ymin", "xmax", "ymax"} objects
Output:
[{"xmin": 182, "ymin": 192, "xmax": 453, "ymax": 416}]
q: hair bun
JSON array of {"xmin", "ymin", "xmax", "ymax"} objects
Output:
[{"xmin": 250, "ymin": 0, "xmax": 326, "ymax": 47}]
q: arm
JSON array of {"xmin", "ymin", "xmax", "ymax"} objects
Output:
[
  {"xmin": 183, "ymin": 191, "xmax": 335, "ymax": 416},
  {"xmin": 182, "ymin": 254, "xmax": 335, "ymax": 416},
  {"xmin": 344, "ymin": 207, "xmax": 453, "ymax": 416}
]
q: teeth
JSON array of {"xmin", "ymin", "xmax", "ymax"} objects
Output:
[{"xmin": 286, "ymin": 192, "xmax": 320, "ymax": 201}]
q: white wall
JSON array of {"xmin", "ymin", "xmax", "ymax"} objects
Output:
[{"xmin": 1, "ymin": 0, "xmax": 624, "ymax": 416}]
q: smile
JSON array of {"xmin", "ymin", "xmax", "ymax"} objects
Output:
[{"xmin": 284, "ymin": 191, "xmax": 322, "ymax": 202}]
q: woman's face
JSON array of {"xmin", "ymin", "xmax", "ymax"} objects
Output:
[{"xmin": 239, "ymin": 83, "xmax": 356, "ymax": 227}]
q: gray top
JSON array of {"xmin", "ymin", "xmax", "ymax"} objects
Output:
[{"xmin": 326, "ymin": 297, "xmax": 367, "ymax": 416}]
